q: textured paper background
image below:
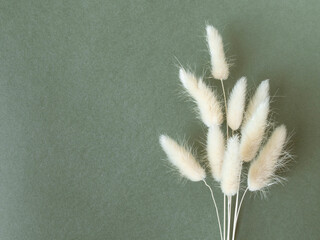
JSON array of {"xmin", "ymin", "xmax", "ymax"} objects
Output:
[{"xmin": 0, "ymin": 1, "xmax": 319, "ymax": 239}]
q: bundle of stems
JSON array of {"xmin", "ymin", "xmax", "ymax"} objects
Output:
[{"xmin": 159, "ymin": 25, "xmax": 291, "ymax": 240}]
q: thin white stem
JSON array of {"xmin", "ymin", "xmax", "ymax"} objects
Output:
[
  {"xmin": 220, "ymin": 79, "xmax": 228, "ymax": 240},
  {"xmin": 232, "ymin": 163, "xmax": 242, "ymax": 240},
  {"xmin": 220, "ymin": 79, "xmax": 229, "ymax": 138},
  {"xmin": 227, "ymin": 196, "xmax": 232, "ymax": 240},
  {"xmin": 236, "ymin": 187, "xmax": 249, "ymax": 218},
  {"xmin": 224, "ymin": 194, "xmax": 226, "ymax": 240},
  {"xmin": 203, "ymin": 180, "xmax": 223, "ymax": 240},
  {"xmin": 232, "ymin": 191, "xmax": 239, "ymax": 240},
  {"xmin": 232, "ymin": 187, "xmax": 249, "ymax": 239}
]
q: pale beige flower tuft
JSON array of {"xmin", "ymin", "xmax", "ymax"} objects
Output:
[
  {"xmin": 206, "ymin": 25, "xmax": 229, "ymax": 80},
  {"xmin": 159, "ymin": 135, "xmax": 206, "ymax": 182}
]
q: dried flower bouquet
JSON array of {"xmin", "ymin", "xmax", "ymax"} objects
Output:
[{"xmin": 159, "ymin": 25, "xmax": 291, "ymax": 240}]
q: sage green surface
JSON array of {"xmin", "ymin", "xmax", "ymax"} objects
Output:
[{"xmin": 0, "ymin": 1, "xmax": 319, "ymax": 239}]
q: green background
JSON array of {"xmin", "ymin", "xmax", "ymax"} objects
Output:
[{"xmin": 0, "ymin": 0, "xmax": 319, "ymax": 239}]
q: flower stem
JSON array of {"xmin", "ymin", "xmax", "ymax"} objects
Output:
[
  {"xmin": 232, "ymin": 191, "xmax": 239, "ymax": 240},
  {"xmin": 236, "ymin": 187, "xmax": 249, "ymax": 219},
  {"xmin": 224, "ymin": 194, "xmax": 226, "ymax": 240},
  {"xmin": 220, "ymin": 79, "xmax": 229, "ymax": 240},
  {"xmin": 232, "ymin": 187, "xmax": 249, "ymax": 240},
  {"xmin": 227, "ymin": 196, "xmax": 232, "ymax": 240},
  {"xmin": 232, "ymin": 161, "xmax": 242, "ymax": 240},
  {"xmin": 203, "ymin": 180, "xmax": 223, "ymax": 240},
  {"xmin": 220, "ymin": 79, "xmax": 228, "ymax": 138}
]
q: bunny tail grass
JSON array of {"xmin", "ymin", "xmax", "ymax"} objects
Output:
[
  {"xmin": 159, "ymin": 135, "xmax": 205, "ymax": 181},
  {"xmin": 207, "ymin": 125, "xmax": 225, "ymax": 182},
  {"xmin": 240, "ymin": 98, "xmax": 269, "ymax": 162},
  {"xmin": 206, "ymin": 25, "xmax": 229, "ymax": 80},
  {"xmin": 179, "ymin": 68, "xmax": 223, "ymax": 126},
  {"xmin": 221, "ymin": 135, "xmax": 241, "ymax": 196},
  {"xmin": 243, "ymin": 79, "xmax": 269, "ymax": 126},
  {"xmin": 248, "ymin": 125, "xmax": 287, "ymax": 191},
  {"xmin": 227, "ymin": 77, "xmax": 247, "ymax": 130}
]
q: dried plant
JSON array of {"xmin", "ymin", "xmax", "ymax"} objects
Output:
[
  {"xmin": 227, "ymin": 77, "xmax": 247, "ymax": 131},
  {"xmin": 179, "ymin": 68, "xmax": 223, "ymax": 126},
  {"xmin": 221, "ymin": 135, "xmax": 242, "ymax": 197},
  {"xmin": 207, "ymin": 125, "xmax": 225, "ymax": 182},
  {"xmin": 248, "ymin": 125, "xmax": 288, "ymax": 191},
  {"xmin": 158, "ymin": 25, "xmax": 292, "ymax": 240},
  {"xmin": 159, "ymin": 135, "xmax": 206, "ymax": 182},
  {"xmin": 240, "ymin": 98, "xmax": 269, "ymax": 162}
]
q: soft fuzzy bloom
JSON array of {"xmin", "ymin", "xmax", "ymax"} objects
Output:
[
  {"xmin": 240, "ymin": 98, "xmax": 269, "ymax": 162},
  {"xmin": 179, "ymin": 68, "xmax": 223, "ymax": 126},
  {"xmin": 248, "ymin": 125, "xmax": 287, "ymax": 191},
  {"xmin": 206, "ymin": 25, "xmax": 229, "ymax": 80},
  {"xmin": 243, "ymin": 80, "xmax": 269, "ymax": 126},
  {"xmin": 207, "ymin": 125, "xmax": 225, "ymax": 182},
  {"xmin": 221, "ymin": 135, "xmax": 241, "ymax": 196},
  {"xmin": 159, "ymin": 135, "xmax": 206, "ymax": 181},
  {"xmin": 227, "ymin": 77, "xmax": 247, "ymax": 130}
]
